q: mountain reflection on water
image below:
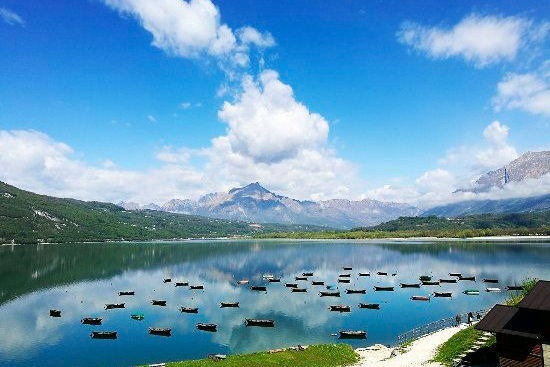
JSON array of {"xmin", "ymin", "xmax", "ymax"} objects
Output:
[{"xmin": 0, "ymin": 239, "xmax": 549, "ymax": 367}]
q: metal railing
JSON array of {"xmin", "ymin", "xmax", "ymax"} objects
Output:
[{"xmin": 397, "ymin": 308, "xmax": 491, "ymax": 345}]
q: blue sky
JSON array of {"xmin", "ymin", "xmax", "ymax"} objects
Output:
[{"xmin": 1, "ymin": 0, "xmax": 549, "ymax": 207}]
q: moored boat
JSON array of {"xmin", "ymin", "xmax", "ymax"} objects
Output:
[
  {"xmin": 302, "ymin": 272, "xmax": 314, "ymax": 277},
  {"xmin": 292, "ymin": 288, "xmax": 307, "ymax": 292},
  {"xmin": 433, "ymin": 292, "xmax": 452, "ymax": 298},
  {"xmin": 459, "ymin": 276, "xmax": 476, "ymax": 281},
  {"xmin": 320, "ymin": 291, "xmax": 341, "ymax": 297},
  {"xmin": 421, "ymin": 281, "xmax": 440, "ymax": 286},
  {"xmin": 359, "ymin": 303, "xmax": 380, "ymax": 309},
  {"xmin": 91, "ymin": 331, "xmax": 117, "ymax": 339},
  {"xmin": 439, "ymin": 279, "xmax": 457, "ymax": 283},
  {"xmin": 338, "ymin": 330, "xmax": 367, "ymax": 339},
  {"xmin": 189, "ymin": 285, "xmax": 204, "ymax": 290},
  {"xmin": 346, "ymin": 289, "xmax": 366, "ymax": 294},
  {"xmin": 180, "ymin": 307, "xmax": 199, "ymax": 313},
  {"xmin": 163, "ymin": 278, "xmax": 171, "ymax": 283},
  {"xmin": 268, "ymin": 278, "xmax": 281, "ymax": 283},
  {"xmin": 400, "ymin": 283, "xmax": 421, "ymax": 288},
  {"xmin": 149, "ymin": 327, "xmax": 171, "ymax": 336},
  {"xmin": 377, "ymin": 272, "xmax": 388, "ymax": 276},
  {"xmin": 245, "ymin": 319, "xmax": 275, "ymax": 327},
  {"xmin": 343, "ymin": 267, "xmax": 352, "ymax": 271},
  {"xmin": 295, "ymin": 276, "xmax": 307, "ymax": 281},
  {"xmin": 105, "ymin": 303, "xmax": 125, "ymax": 310},
  {"xmin": 131, "ymin": 313, "xmax": 144, "ymax": 320},
  {"xmin": 330, "ymin": 305, "xmax": 351, "ymax": 312},
  {"xmin": 237, "ymin": 280, "xmax": 249, "ymax": 285},
  {"xmin": 151, "ymin": 300, "xmax": 167, "ymax": 306},
  {"xmin": 175, "ymin": 282, "xmax": 188, "ymax": 287},
  {"xmin": 250, "ymin": 285, "xmax": 267, "ymax": 291},
  {"xmin": 220, "ymin": 302, "xmax": 239, "ymax": 308},
  {"xmin": 196, "ymin": 323, "xmax": 217, "ymax": 331},
  {"xmin": 81, "ymin": 317, "xmax": 102, "ymax": 325},
  {"xmin": 118, "ymin": 291, "xmax": 134, "ymax": 296},
  {"xmin": 338, "ymin": 279, "xmax": 351, "ymax": 283},
  {"xmin": 506, "ymin": 285, "xmax": 524, "ymax": 291},
  {"xmin": 486, "ymin": 287, "xmax": 501, "ymax": 292},
  {"xmin": 411, "ymin": 296, "xmax": 430, "ymax": 301},
  {"xmin": 483, "ymin": 279, "xmax": 499, "ymax": 283},
  {"xmin": 419, "ymin": 275, "xmax": 432, "ymax": 281},
  {"xmin": 358, "ymin": 272, "xmax": 370, "ymax": 276},
  {"xmin": 50, "ymin": 309, "xmax": 61, "ymax": 317},
  {"xmin": 285, "ymin": 283, "xmax": 298, "ymax": 288},
  {"xmin": 326, "ymin": 285, "xmax": 338, "ymax": 289},
  {"xmin": 339, "ymin": 273, "xmax": 351, "ymax": 277},
  {"xmin": 463, "ymin": 289, "xmax": 480, "ymax": 295},
  {"xmin": 312, "ymin": 281, "xmax": 325, "ymax": 286},
  {"xmin": 262, "ymin": 274, "xmax": 274, "ymax": 279},
  {"xmin": 449, "ymin": 272, "xmax": 461, "ymax": 277},
  {"xmin": 373, "ymin": 286, "xmax": 394, "ymax": 291}
]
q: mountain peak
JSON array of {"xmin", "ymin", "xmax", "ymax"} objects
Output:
[{"xmin": 229, "ymin": 182, "xmax": 271, "ymax": 195}]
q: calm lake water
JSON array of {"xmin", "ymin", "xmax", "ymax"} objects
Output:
[{"xmin": 1, "ymin": 239, "xmax": 549, "ymax": 367}]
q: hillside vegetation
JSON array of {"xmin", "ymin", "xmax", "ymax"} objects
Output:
[{"xmin": 0, "ymin": 182, "xmax": 327, "ymax": 244}]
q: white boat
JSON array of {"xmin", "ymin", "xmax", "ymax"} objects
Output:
[
  {"xmin": 262, "ymin": 274, "xmax": 274, "ymax": 279},
  {"xmin": 486, "ymin": 287, "xmax": 501, "ymax": 293}
]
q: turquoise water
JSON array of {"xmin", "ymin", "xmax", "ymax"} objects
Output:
[{"xmin": 0, "ymin": 239, "xmax": 549, "ymax": 367}]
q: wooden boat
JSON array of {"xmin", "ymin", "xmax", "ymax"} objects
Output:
[
  {"xmin": 439, "ymin": 279, "xmax": 457, "ymax": 284},
  {"xmin": 463, "ymin": 289, "xmax": 480, "ymax": 295},
  {"xmin": 373, "ymin": 286, "xmax": 394, "ymax": 291},
  {"xmin": 507, "ymin": 285, "xmax": 524, "ymax": 291},
  {"xmin": 421, "ymin": 281, "xmax": 440, "ymax": 286},
  {"xmin": 180, "ymin": 307, "xmax": 199, "ymax": 313},
  {"xmin": 419, "ymin": 275, "xmax": 432, "ymax": 281},
  {"xmin": 338, "ymin": 330, "xmax": 367, "ymax": 339},
  {"xmin": 149, "ymin": 327, "xmax": 171, "ymax": 336},
  {"xmin": 338, "ymin": 279, "xmax": 351, "ymax": 283},
  {"xmin": 302, "ymin": 272, "xmax": 314, "ymax": 276},
  {"xmin": 459, "ymin": 276, "xmax": 476, "ymax": 281},
  {"xmin": 330, "ymin": 305, "xmax": 351, "ymax": 312},
  {"xmin": 339, "ymin": 273, "xmax": 351, "ymax": 277},
  {"xmin": 250, "ymin": 285, "xmax": 267, "ymax": 291},
  {"xmin": 237, "ymin": 280, "xmax": 249, "ymax": 285},
  {"xmin": 163, "ymin": 278, "xmax": 171, "ymax": 283},
  {"xmin": 285, "ymin": 283, "xmax": 298, "ymax": 288},
  {"xmin": 295, "ymin": 276, "xmax": 308, "ymax": 281},
  {"xmin": 245, "ymin": 319, "xmax": 275, "ymax": 327},
  {"xmin": 105, "ymin": 303, "xmax": 125, "ymax": 309},
  {"xmin": 131, "ymin": 313, "xmax": 144, "ymax": 320},
  {"xmin": 411, "ymin": 296, "xmax": 430, "ymax": 301},
  {"xmin": 320, "ymin": 291, "xmax": 341, "ymax": 297},
  {"xmin": 196, "ymin": 323, "xmax": 217, "ymax": 331},
  {"xmin": 326, "ymin": 285, "xmax": 338, "ymax": 290},
  {"xmin": 175, "ymin": 282, "xmax": 188, "ymax": 287},
  {"xmin": 377, "ymin": 272, "xmax": 388, "ymax": 276},
  {"xmin": 189, "ymin": 285, "xmax": 204, "ymax": 290},
  {"xmin": 483, "ymin": 279, "xmax": 499, "ymax": 283},
  {"xmin": 343, "ymin": 267, "xmax": 352, "ymax": 271},
  {"xmin": 400, "ymin": 283, "xmax": 421, "ymax": 288},
  {"xmin": 49, "ymin": 309, "xmax": 61, "ymax": 317},
  {"xmin": 118, "ymin": 291, "xmax": 134, "ymax": 296},
  {"xmin": 220, "ymin": 302, "xmax": 239, "ymax": 308},
  {"xmin": 359, "ymin": 303, "xmax": 380, "ymax": 309},
  {"xmin": 292, "ymin": 288, "xmax": 307, "ymax": 292},
  {"xmin": 268, "ymin": 278, "xmax": 281, "ymax": 283},
  {"xmin": 346, "ymin": 289, "xmax": 366, "ymax": 294},
  {"xmin": 449, "ymin": 272, "xmax": 461, "ymax": 277},
  {"xmin": 91, "ymin": 331, "xmax": 117, "ymax": 339},
  {"xmin": 392, "ymin": 273, "xmax": 397, "ymax": 276},
  {"xmin": 486, "ymin": 287, "xmax": 501, "ymax": 293},
  {"xmin": 433, "ymin": 292, "xmax": 452, "ymax": 298},
  {"xmin": 312, "ymin": 281, "xmax": 325, "ymax": 286},
  {"xmin": 81, "ymin": 317, "xmax": 102, "ymax": 325},
  {"xmin": 152, "ymin": 300, "xmax": 167, "ymax": 306},
  {"xmin": 358, "ymin": 272, "xmax": 370, "ymax": 276}
]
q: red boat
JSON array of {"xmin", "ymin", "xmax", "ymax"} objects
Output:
[{"xmin": 411, "ymin": 296, "xmax": 430, "ymax": 301}]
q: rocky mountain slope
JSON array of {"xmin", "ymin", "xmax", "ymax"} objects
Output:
[{"xmin": 119, "ymin": 182, "xmax": 421, "ymax": 229}]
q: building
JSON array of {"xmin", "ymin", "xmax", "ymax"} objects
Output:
[{"xmin": 476, "ymin": 280, "xmax": 550, "ymax": 366}]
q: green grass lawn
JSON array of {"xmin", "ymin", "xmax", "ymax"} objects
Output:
[
  {"xmin": 432, "ymin": 326, "xmax": 495, "ymax": 366},
  {"xmin": 149, "ymin": 344, "xmax": 358, "ymax": 367}
]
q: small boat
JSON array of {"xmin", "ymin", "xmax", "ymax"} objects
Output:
[
  {"xmin": 175, "ymin": 282, "xmax": 188, "ymax": 287},
  {"xmin": 339, "ymin": 273, "xmax": 351, "ymax": 277},
  {"xmin": 189, "ymin": 285, "xmax": 204, "ymax": 290},
  {"xmin": 285, "ymin": 283, "xmax": 298, "ymax": 288},
  {"xmin": 374, "ymin": 286, "xmax": 394, "ymax": 291},
  {"xmin": 486, "ymin": 287, "xmax": 501, "ymax": 293},
  {"xmin": 196, "ymin": 323, "xmax": 217, "ymax": 331},
  {"xmin": 105, "ymin": 303, "xmax": 125, "ymax": 310},
  {"xmin": 49, "ymin": 309, "xmax": 61, "ymax": 317},
  {"xmin": 338, "ymin": 279, "xmax": 351, "ymax": 283},
  {"xmin": 400, "ymin": 283, "xmax": 421, "ymax": 288},
  {"xmin": 245, "ymin": 319, "xmax": 275, "ymax": 327},
  {"xmin": 118, "ymin": 291, "xmax": 134, "ymax": 296},
  {"xmin": 377, "ymin": 272, "xmax": 388, "ymax": 276},
  {"xmin": 433, "ymin": 292, "xmax": 452, "ymax": 298},
  {"xmin": 302, "ymin": 272, "xmax": 314, "ymax": 276},
  {"xmin": 91, "ymin": 331, "xmax": 117, "ymax": 339},
  {"xmin": 346, "ymin": 289, "xmax": 366, "ymax": 294},
  {"xmin": 312, "ymin": 281, "xmax": 325, "ymax": 286},
  {"xmin": 419, "ymin": 275, "xmax": 432, "ymax": 281},
  {"xmin": 392, "ymin": 273, "xmax": 397, "ymax": 276},
  {"xmin": 149, "ymin": 327, "xmax": 171, "ymax": 336},
  {"xmin": 320, "ymin": 291, "xmax": 341, "ymax": 297},
  {"xmin": 359, "ymin": 303, "xmax": 380, "ymax": 309},
  {"xmin": 262, "ymin": 274, "xmax": 274, "ymax": 279},
  {"xmin": 411, "ymin": 296, "xmax": 430, "ymax": 301},
  {"xmin": 268, "ymin": 278, "xmax": 281, "ymax": 283},
  {"xmin": 422, "ymin": 281, "xmax": 440, "ymax": 286},
  {"xmin": 343, "ymin": 267, "xmax": 352, "ymax": 271},
  {"xmin": 131, "ymin": 313, "xmax": 144, "ymax": 320},
  {"xmin": 326, "ymin": 285, "xmax": 338, "ymax": 289},
  {"xmin": 439, "ymin": 279, "xmax": 457, "ymax": 284},
  {"xmin": 250, "ymin": 285, "xmax": 267, "ymax": 291},
  {"xmin": 459, "ymin": 276, "xmax": 476, "ymax": 281},
  {"xmin": 330, "ymin": 305, "xmax": 351, "ymax": 312},
  {"xmin": 295, "ymin": 276, "xmax": 308, "ymax": 281},
  {"xmin": 81, "ymin": 317, "xmax": 102, "ymax": 325},
  {"xmin": 237, "ymin": 280, "xmax": 249, "ymax": 285},
  {"xmin": 483, "ymin": 279, "xmax": 499, "ymax": 283},
  {"xmin": 338, "ymin": 330, "xmax": 367, "ymax": 339},
  {"xmin": 152, "ymin": 300, "xmax": 167, "ymax": 306},
  {"xmin": 163, "ymin": 278, "xmax": 171, "ymax": 283},
  {"xmin": 507, "ymin": 285, "xmax": 524, "ymax": 291},
  {"xmin": 449, "ymin": 272, "xmax": 461, "ymax": 277},
  {"xmin": 463, "ymin": 289, "xmax": 480, "ymax": 295},
  {"xmin": 180, "ymin": 307, "xmax": 199, "ymax": 313},
  {"xmin": 220, "ymin": 302, "xmax": 239, "ymax": 308},
  {"xmin": 292, "ymin": 288, "xmax": 307, "ymax": 292},
  {"xmin": 358, "ymin": 272, "xmax": 370, "ymax": 276}
]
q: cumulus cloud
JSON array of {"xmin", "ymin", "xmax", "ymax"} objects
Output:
[
  {"xmin": 397, "ymin": 14, "xmax": 549, "ymax": 67},
  {"xmin": 0, "ymin": 7, "xmax": 25, "ymax": 27},
  {"xmin": 147, "ymin": 114, "xmax": 157, "ymax": 122}
]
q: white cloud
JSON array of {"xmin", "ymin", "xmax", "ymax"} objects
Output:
[
  {"xmin": 493, "ymin": 69, "xmax": 550, "ymax": 116},
  {"xmin": 218, "ymin": 70, "xmax": 329, "ymax": 163},
  {"xmin": 147, "ymin": 114, "xmax": 157, "ymax": 122},
  {"xmin": 237, "ymin": 26, "xmax": 275, "ymax": 48},
  {"xmin": 179, "ymin": 102, "xmax": 192, "ymax": 109},
  {"xmin": 0, "ymin": 7, "xmax": 25, "ymax": 27},
  {"xmin": 397, "ymin": 14, "xmax": 549, "ymax": 67},
  {"xmin": 155, "ymin": 146, "xmax": 191, "ymax": 164}
]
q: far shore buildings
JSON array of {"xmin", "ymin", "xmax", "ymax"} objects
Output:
[{"xmin": 476, "ymin": 280, "xmax": 550, "ymax": 367}]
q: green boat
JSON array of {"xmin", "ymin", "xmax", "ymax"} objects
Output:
[
  {"xmin": 131, "ymin": 313, "xmax": 144, "ymax": 320},
  {"xmin": 419, "ymin": 275, "xmax": 432, "ymax": 281},
  {"xmin": 463, "ymin": 289, "xmax": 480, "ymax": 295}
]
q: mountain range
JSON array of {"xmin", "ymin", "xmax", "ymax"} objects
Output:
[{"xmin": 119, "ymin": 182, "xmax": 422, "ymax": 229}]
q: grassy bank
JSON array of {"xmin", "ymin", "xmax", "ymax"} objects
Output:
[
  {"xmin": 432, "ymin": 325, "xmax": 495, "ymax": 366},
  {"xmin": 145, "ymin": 344, "xmax": 358, "ymax": 367}
]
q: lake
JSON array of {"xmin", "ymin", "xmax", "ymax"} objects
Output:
[{"xmin": 1, "ymin": 239, "xmax": 549, "ymax": 367}]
